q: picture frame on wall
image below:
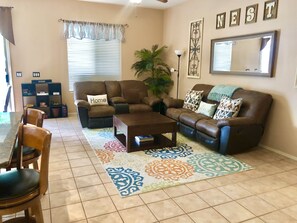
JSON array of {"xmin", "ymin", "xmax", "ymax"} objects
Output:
[
  {"xmin": 229, "ymin": 8, "xmax": 241, "ymax": 27},
  {"xmin": 187, "ymin": 19, "xmax": 204, "ymax": 79},
  {"xmin": 216, "ymin": 12, "xmax": 226, "ymax": 29},
  {"xmin": 245, "ymin": 4, "xmax": 258, "ymax": 24},
  {"xmin": 263, "ymin": 0, "xmax": 278, "ymax": 20}
]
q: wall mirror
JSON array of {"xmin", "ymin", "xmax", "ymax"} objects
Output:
[{"xmin": 210, "ymin": 31, "xmax": 277, "ymax": 77}]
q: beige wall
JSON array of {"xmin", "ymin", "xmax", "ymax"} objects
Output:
[
  {"xmin": 163, "ymin": 0, "xmax": 297, "ymax": 157},
  {"xmin": 2, "ymin": 0, "xmax": 163, "ymax": 113}
]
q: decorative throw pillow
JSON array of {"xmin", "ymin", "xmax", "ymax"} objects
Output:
[
  {"xmin": 213, "ymin": 96, "xmax": 243, "ymax": 120},
  {"xmin": 196, "ymin": 101, "xmax": 217, "ymax": 118},
  {"xmin": 183, "ymin": 90, "xmax": 204, "ymax": 112},
  {"xmin": 87, "ymin": 94, "xmax": 108, "ymax": 106}
]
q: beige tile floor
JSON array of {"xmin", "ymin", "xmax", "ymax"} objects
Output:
[{"xmin": 2, "ymin": 115, "xmax": 297, "ymax": 223}]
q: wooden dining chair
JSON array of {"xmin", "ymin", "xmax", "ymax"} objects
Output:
[
  {"xmin": 6, "ymin": 108, "xmax": 45, "ymax": 170},
  {"xmin": 0, "ymin": 123, "xmax": 52, "ymax": 223}
]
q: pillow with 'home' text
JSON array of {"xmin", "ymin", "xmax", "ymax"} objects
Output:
[{"xmin": 87, "ymin": 94, "xmax": 108, "ymax": 106}]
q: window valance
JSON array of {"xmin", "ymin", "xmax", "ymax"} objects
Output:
[{"xmin": 60, "ymin": 19, "xmax": 127, "ymax": 42}]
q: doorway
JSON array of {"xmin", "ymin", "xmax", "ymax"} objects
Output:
[{"xmin": 0, "ymin": 34, "xmax": 13, "ymax": 112}]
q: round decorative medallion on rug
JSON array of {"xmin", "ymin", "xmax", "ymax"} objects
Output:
[{"xmin": 83, "ymin": 128, "xmax": 253, "ymax": 197}]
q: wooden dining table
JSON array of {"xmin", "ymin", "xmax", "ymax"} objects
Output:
[{"xmin": 0, "ymin": 112, "xmax": 23, "ymax": 168}]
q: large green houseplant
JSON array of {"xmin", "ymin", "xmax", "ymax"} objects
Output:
[{"xmin": 131, "ymin": 44, "xmax": 173, "ymax": 97}]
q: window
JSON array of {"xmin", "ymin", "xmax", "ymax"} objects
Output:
[
  {"xmin": 213, "ymin": 41, "xmax": 232, "ymax": 71},
  {"xmin": 67, "ymin": 38, "xmax": 121, "ymax": 91}
]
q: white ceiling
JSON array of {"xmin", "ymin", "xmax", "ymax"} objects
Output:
[{"xmin": 79, "ymin": 0, "xmax": 189, "ymax": 10}]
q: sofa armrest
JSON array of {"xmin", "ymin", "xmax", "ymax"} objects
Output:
[
  {"xmin": 217, "ymin": 117, "xmax": 255, "ymax": 128},
  {"xmin": 142, "ymin": 96, "xmax": 161, "ymax": 106},
  {"xmin": 163, "ymin": 97, "xmax": 184, "ymax": 108},
  {"xmin": 110, "ymin": 96, "xmax": 127, "ymax": 105},
  {"xmin": 74, "ymin": 100, "xmax": 91, "ymax": 110}
]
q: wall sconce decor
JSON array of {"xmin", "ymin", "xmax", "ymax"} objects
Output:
[
  {"xmin": 187, "ymin": 19, "xmax": 204, "ymax": 79},
  {"xmin": 174, "ymin": 49, "xmax": 183, "ymax": 98}
]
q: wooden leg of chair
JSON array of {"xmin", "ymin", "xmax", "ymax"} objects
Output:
[
  {"xmin": 33, "ymin": 201, "xmax": 44, "ymax": 223},
  {"xmin": 25, "ymin": 208, "xmax": 32, "ymax": 220},
  {"xmin": 33, "ymin": 161, "xmax": 39, "ymax": 170},
  {"xmin": 0, "ymin": 215, "xmax": 3, "ymax": 223}
]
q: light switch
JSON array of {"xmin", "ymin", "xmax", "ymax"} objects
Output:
[
  {"xmin": 16, "ymin": 71, "xmax": 22, "ymax": 77},
  {"xmin": 32, "ymin": 72, "xmax": 40, "ymax": 77}
]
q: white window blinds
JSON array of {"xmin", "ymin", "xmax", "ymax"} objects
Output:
[{"xmin": 67, "ymin": 38, "xmax": 121, "ymax": 91}]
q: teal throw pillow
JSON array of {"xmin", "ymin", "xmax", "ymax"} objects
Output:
[{"xmin": 196, "ymin": 101, "xmax": 217, "ymax": 118}]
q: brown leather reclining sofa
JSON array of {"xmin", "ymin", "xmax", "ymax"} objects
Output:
[
  {"xmin": 74, "ymin": 80, "xmax": 161, "ymax": 128},
  {"xmin": 163, "ymin": 84, "xmax": 273, "ymax": 155}
]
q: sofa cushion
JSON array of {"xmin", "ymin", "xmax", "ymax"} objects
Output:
[
  {"xmin": 183, "ymin": 90, "xmax": 203, "ymax": 112},
  {"xmin": 213, "ymin": 96, "xmax": 243, "ymax": 120},
  {"xmin": 196, "ymin": 119, "xmax": 220, "ymax": 138},
  {"xmin": 88, "ymin": 105, "xmax": 115, "ymax": 118},
  {"xmin": 73, "ymin": 81, "xmax": 106, "ymax": 101},
  {"xmin": 129, "ymin": 104, "xmax": 152, "ymax": 113},
  {"xmin": 165, "ymin": 108, "xmax": 192, "ymax": 121},
  {"xmin": 196, "ymin": 101, "xmax": 217, "ymax": 118},
  {"xmin": 179, "ymin": 112, "xmax": 211, "ymax": 128},
  {"xmin": 87, "ymin": 94, "xmax": 108, "ymax": 106},
  {"xmin": 105, "ymin": 81, "xmax": 122, "ymax": 99},
  {"xmin": 123, "ymin": 89, "xmax": 141, "ymax": 104}
]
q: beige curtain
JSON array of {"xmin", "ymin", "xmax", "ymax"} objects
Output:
[
  {"xmin": 62, "ymin": 19, "xmax": 126, "ymax": 42},
  {"xmin": 0, "ymin": 7, "xmax": 15, "ymax": 45}
]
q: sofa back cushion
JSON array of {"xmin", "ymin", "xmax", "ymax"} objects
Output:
[
  {"xmin": 192, "ymin": 84, "xmax": 214, "ymax": 101},
  {"xmin": 105, "ymin": 81, "xmax": 121, "ymax": 99},
  {"xmin": 120, "ymin": 80, "xmax": 148, "ymax": 104},
  {"xmin": 232, "ymin": 89, "xmax": 272, "ymax": 125},
  {"xmin": 74, "ymin": 81, "xmax": 107, "ymax": 101}
]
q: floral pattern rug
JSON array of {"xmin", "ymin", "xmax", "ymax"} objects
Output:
[{"xmin": 83, "ymin": 128, "xmax": 252, "ymax": 197}]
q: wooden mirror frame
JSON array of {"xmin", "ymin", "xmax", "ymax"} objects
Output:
[{"xmin": 210, "ymin": 31, "xmax": 277, "ymax": 77}]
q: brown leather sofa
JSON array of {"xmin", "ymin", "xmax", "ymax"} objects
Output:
[
  {"xmin": 73, "ymin": 80, "xmax": 161, "ymax": 128},
  {"xmin": 162, "ymin": 84, "xmax": 273, "ymax": 155}
]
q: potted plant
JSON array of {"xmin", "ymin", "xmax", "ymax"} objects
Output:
[{"xmin": 131, "ymin": 44, "xmax": 173, "ymax": 97}]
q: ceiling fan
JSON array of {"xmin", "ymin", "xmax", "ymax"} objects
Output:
[{"xmin": 157, "ymin": 0, "xmax": 168, "ymax": 2}]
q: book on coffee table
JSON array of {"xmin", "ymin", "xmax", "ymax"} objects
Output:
[{"xmin": 135, "ymin": 135, "xmax": 154, "ymax": 145}]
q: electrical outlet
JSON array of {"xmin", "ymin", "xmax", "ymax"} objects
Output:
[
  {"xmin": 32, "ymin": 72, "xmax": 40, "ymax": 77},
  {"xmin": 16, "ymin": 71, "xmax": 22, "ymax": 77}
]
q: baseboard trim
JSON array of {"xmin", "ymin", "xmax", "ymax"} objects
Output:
[{"xmin": 260, "ymin": 144, "xmax": 297, "ymax": 161}]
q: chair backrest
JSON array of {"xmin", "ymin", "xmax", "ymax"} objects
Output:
[
  {"xmin": 16, "ymin": 123, "xmax": 52, "ymax": 194},
  {"xmin": 23, "ymin": 108, "xmax": 45, "ymax": 127},
  {"xmin": 3, "ymin": 85, "xmax": 11, "ymax": 112}
]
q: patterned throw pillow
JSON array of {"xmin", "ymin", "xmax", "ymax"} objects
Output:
[
  {"xmin": 196, "ymin": 101, "xmax": 217, "ymax": 118},
  {"xmin": 213, "ymin": 96, "xmax": 243, "ymax": 120},
  {"xmin": 87, "ymin": 94, "xmax": 108, "ymax": 106},
  {"xmin": 183, "ymin": 90, "xmax": 203, "ymax": 112}
]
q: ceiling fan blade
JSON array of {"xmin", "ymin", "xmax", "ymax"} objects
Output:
[{"xmin": 157, "ymin": 0, "xmax": 168, "ymax": 3}]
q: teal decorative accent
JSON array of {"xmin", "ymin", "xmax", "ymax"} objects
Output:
[
  {"xmin": 106, "ymin": 167, "xmax": 144, "ymax": 196},
  {"xmin": 187, "ymin": 153, "xmax": 251, "ymax": 177},
  {"xmin": 145, "ymin": 144, "xmax": 193, "ymax": 159},
  {"xmin": 207, "ymin": 85, "xmax": 241, "ymax": 102}
]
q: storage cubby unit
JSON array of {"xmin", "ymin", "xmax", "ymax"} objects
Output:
[{"xmin": 21, "ymin": 80, "xmax": 67, "ymax": 118}]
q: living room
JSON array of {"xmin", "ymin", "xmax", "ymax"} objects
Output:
[{"xmin": 1, "ymin": 0, "xmax": 297, "ymax": 222}]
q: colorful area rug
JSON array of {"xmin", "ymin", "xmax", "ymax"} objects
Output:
[{"xmin": 83, "ymin": 128, "xmax": 252, "ymax": 197}]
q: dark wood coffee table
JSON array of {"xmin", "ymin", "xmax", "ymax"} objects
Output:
[{"xmin": 113, "ymin": 112, "xmax": 177, "ymax": 153}]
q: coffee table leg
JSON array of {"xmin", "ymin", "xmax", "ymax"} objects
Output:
[
  {"xmin": 126, "ymin": 135, "xmax": 131, "ymax": 153},
  {"xmin": 114, "ymin": 126, "xmax": 117, "ymax": 136},
  {"xmin": 172, "ymin": 132, "xmax": 177, "ymax": 146}
]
